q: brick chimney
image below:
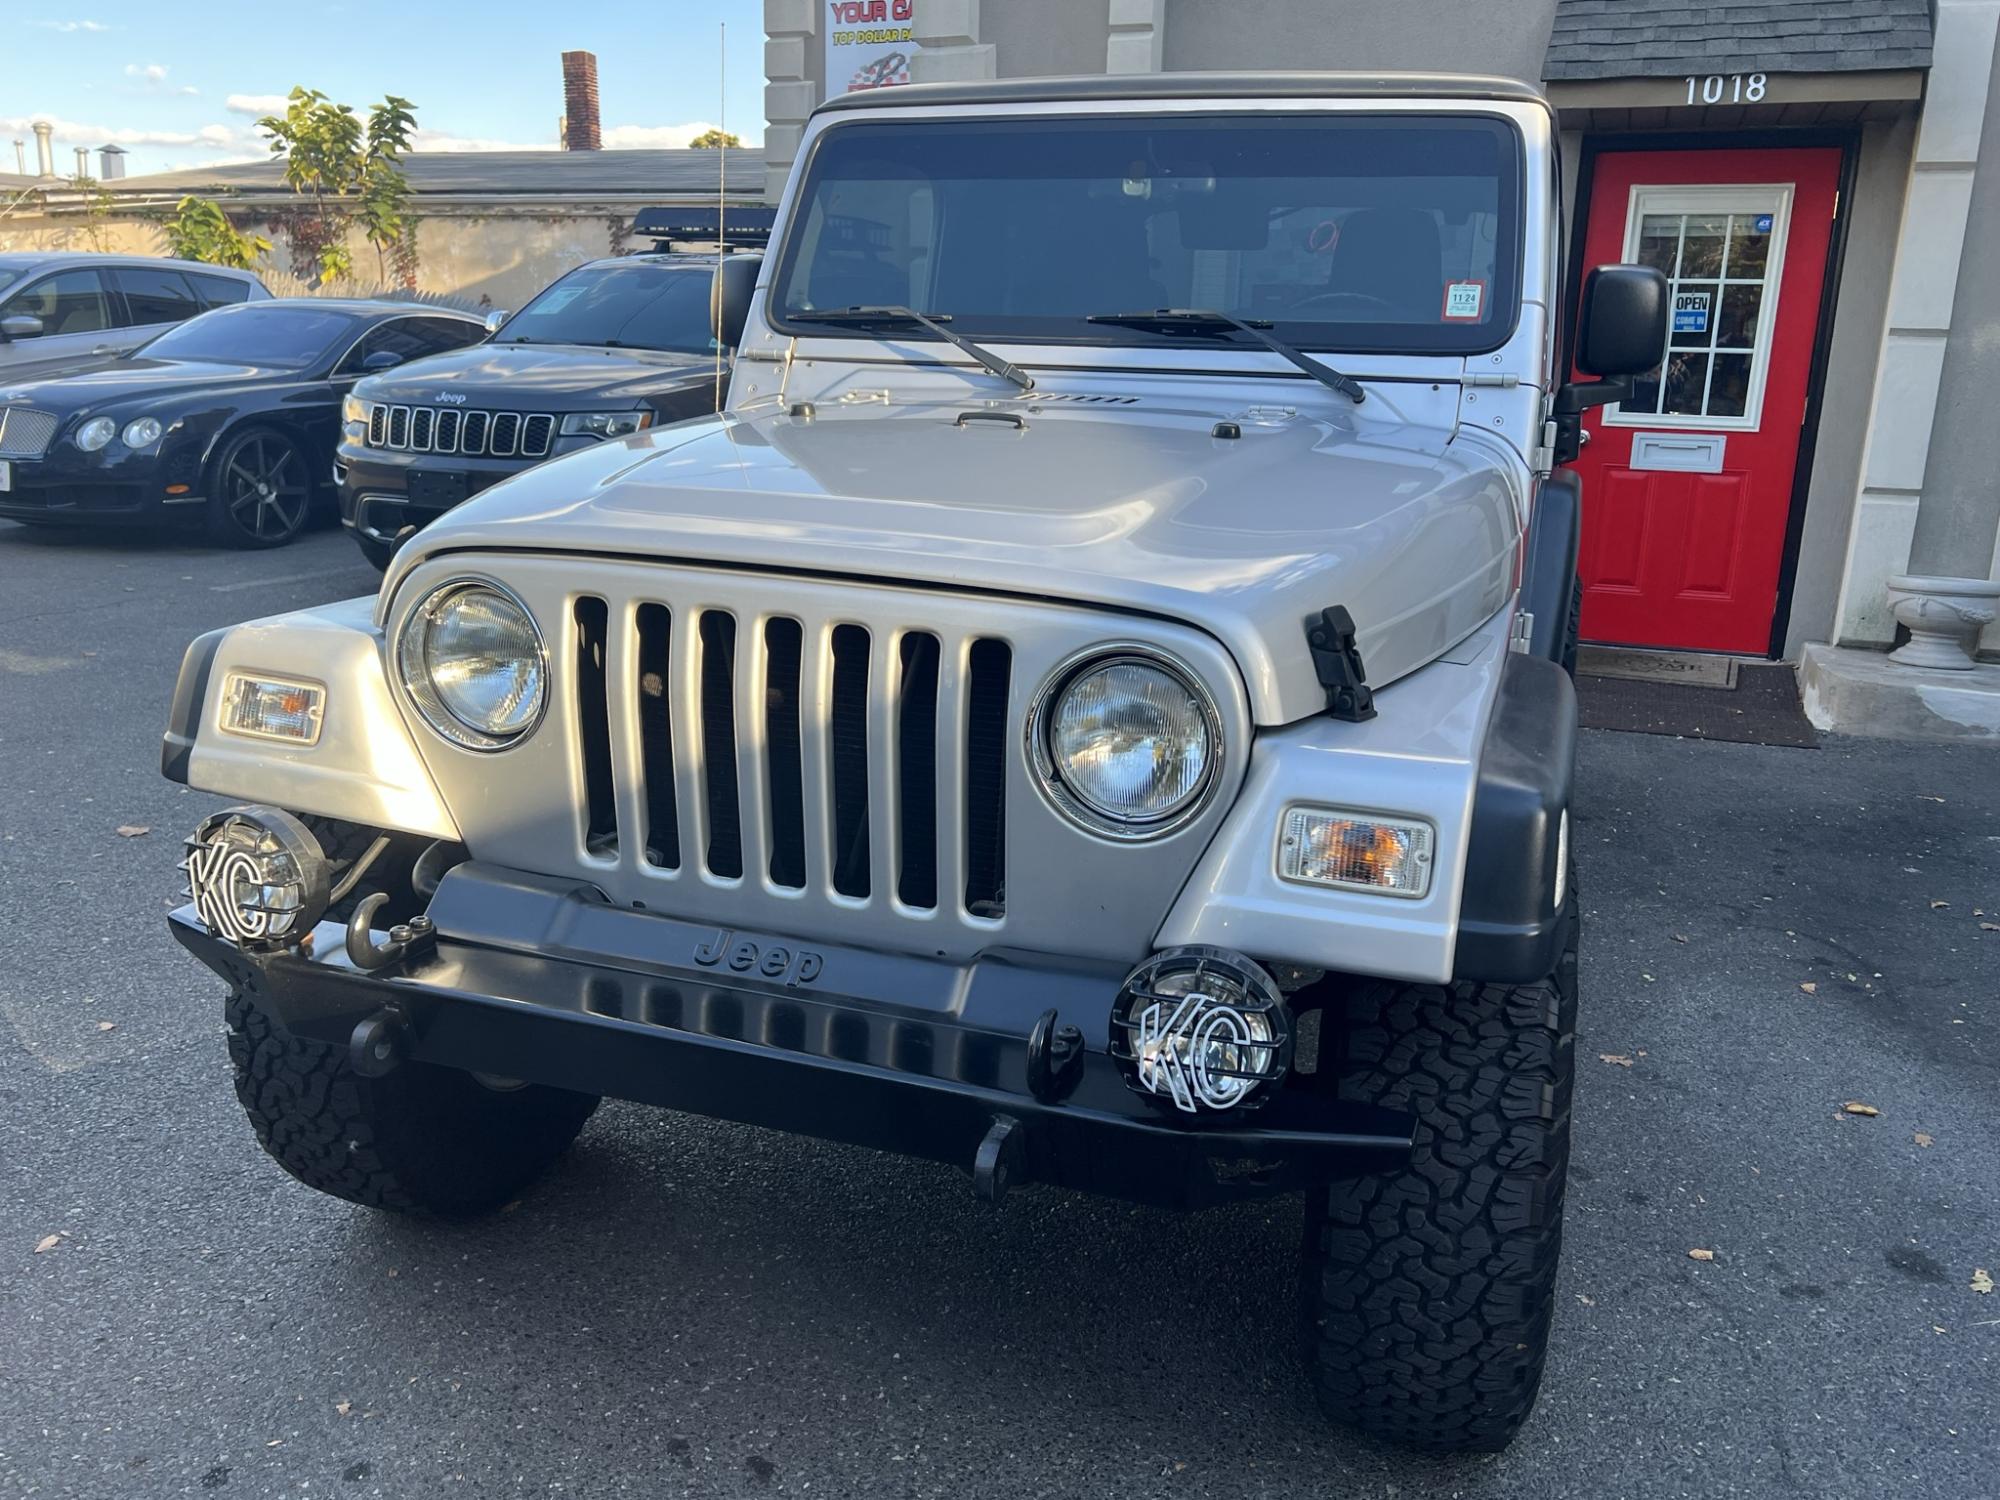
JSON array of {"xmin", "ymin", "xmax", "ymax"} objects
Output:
[{"xmin": 561, "ymin": 51, "xmax": 602, "ymax": 151}]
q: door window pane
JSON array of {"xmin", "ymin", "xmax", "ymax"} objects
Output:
[
  {"xmin": 1661, "ymin": 351, "xmax": 1710, "ymax": 415},
  {"xmin": 1708, "ymin": 353, "xmax": 1752, "ymax": 417},
  {"xmin": 1678, "ymin": 214, "xmax": 1728, "ymax": 278},
  {"xmin": 4, "ymin": 269, "xmax": 113, "ymax": 333},
  {"xmin": 190, "ymin": 273, "xmax": 253, "ymax": 309},
  {"xmin": 1670, "ymin": 282, "xmax": 1719, "ymax": 347},
  {"xmin": 1636, "ymin": 214, "xmax": 1681, "ymax": 275},
  {"xmin": 1717, "ymin": 284, "xmax": 1762, "ymax": 347},
  {"xmin": 1627, "ymin": 362, "xmax": 1663, "ymax": 415},
  {"xmin": 115, "ymin": 267, "xmax": 199, "ymax": 325},
  {"xmin": 1725, "ymin": 213, "xmax": 1771, "ymax": 278}
]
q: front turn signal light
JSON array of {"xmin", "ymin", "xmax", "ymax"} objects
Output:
[
  {"xmin": 219, "ymin": 672, "xmax": 325, "ymax": 745},
  {"xmin": 1278, "ymin": 807, "xmax": 1434, "ymax": 898}
]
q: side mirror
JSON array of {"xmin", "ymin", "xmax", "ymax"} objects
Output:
[
  {"xmin": 711, "ymin": 255, "xmax": 760, "ymax": 350},
  {"xmin": 1552, "ymin": 265, "xmax": 1670, "ymax": 466},
  {"xmin": 0, "ymin": 313, "xmax": 45, "ymax": 341},
  {"xmin": 483, "ymin": 309, "xmax": 510, "ymax": 336},
  {"xmin": 361, "ymin": 350, "xmax": 404, "ymax": 372}
]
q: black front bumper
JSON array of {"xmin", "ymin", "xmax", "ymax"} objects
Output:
[
  {"xmin": 172, "ymin": 863, "xmax": 1412, "ymax": 1210},
  {"xmin": 337, "ymin": 446, "xmax": 546, "ymax": 542}
]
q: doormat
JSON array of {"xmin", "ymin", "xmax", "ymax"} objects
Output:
[
  {"xmin": 1576, "ymin": 646, "xmax": 1739, "ymax": 690},
  {"xmin": 1576, "ymin": 663, "xmax": 1819, "ymax": 748}
]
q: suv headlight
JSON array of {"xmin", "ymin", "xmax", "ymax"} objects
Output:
[
  {"xmin": 1029, "ymin": 648, "xmax": 1221, "ymax": 838},
  {"xmin": 560, "ymin": 410, "xmax": 651, "ymax": 439},
  {"xmin": 396, "ymin": 580, "xmax": 547, "ymax": 750},
  {"xmin": 74, "ymin": 416, "xmax": 118, "ymax": 452}
]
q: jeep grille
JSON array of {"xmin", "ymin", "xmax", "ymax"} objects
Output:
[
  {"xmin": 571, "ymin": 598, "xmax": 1012, "ymax": 921},
  {"xmin": 364, "ymin": 402, "xmax": 554, "ymax": 459}
]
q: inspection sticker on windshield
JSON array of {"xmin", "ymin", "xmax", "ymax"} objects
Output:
[{"xmin": 1441, "ymin": 280, "xmax": 1486, "ymax": 321}]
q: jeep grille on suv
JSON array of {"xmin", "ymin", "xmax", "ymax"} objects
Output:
[
  {"xmin": 570, "ymin": 598, "xmax": 1012, "ymax": 921},
  {"xmin": 0, "ymin": 407, "xmax": 59, "ymax": 459},
  {"xmin": 364, "ymin": 402, "xmax": 555, "ymax": 459}
]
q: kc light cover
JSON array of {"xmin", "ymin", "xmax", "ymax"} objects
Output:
[
  {"xmin": 219, "ymin": 672, "xmax": 325, "ymax": 745},
  {"xmin": 1278, "ymin": 807, "xmax": 1434, "ymax": 897}
]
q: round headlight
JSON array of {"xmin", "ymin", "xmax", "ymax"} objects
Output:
[
  {"xmin": 1031, "ymin": 649, "xmax": 1220, "ymax": 837},
  {"xmin": 74, "ymin": 416, "xmax": 117, "ymax": 452},
  {"xmin": 122, "ymin": 416, "xmax": 163, "ymax": 449},
  {"xmin": 397, "ymin": 580, "xmax": 547, "ymax": 750}
]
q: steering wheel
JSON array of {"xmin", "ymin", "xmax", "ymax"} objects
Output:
[{"xmin": 1290, "ymin": 290, "xmax": 1399, "ymax": 314}]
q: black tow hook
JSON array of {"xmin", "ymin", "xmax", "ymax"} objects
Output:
[
  {"xmin": 343, "ymin": 894, "xmax": 436, "ymax": 972},
  {"xmin": 1025, "ymin": 1008, "xmax": 1085, "ymax": 1104},
  {"xmin": 972, "ymin": 1114, "xmax": 1026, "ymax": 1205},
  {"xmin": 348, "ymin": 1005, "xmax": 410, "ymax": 1078}
]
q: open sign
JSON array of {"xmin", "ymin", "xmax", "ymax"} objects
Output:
[{"xmin": 1672, "ymin": 291, "xmax": 1711, "ymax": 335}]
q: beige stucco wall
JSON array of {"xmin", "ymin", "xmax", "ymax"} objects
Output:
[{"xmin": 0, "ymin": 205, "xmax": 666, "ymax": 311}]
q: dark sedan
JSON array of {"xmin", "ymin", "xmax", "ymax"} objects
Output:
[{"xmin": 0, "ymin": 299, "xmax": 485, "ymax": 548}]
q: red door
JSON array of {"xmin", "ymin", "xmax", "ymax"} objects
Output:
[{"xmin": 1571, "ymin": 147, "xmax": 1840, "ymax": 653}]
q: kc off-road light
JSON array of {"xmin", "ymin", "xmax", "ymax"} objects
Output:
[
  {"xmin": 219, "ymin": 672, "xmax": 325, "ymax": 745},
  {"xmin": 396, "ymin": 579, "xmax": 548, "ymax": 750},
  {"xmin": 1028, "ymin": 647, "xmax": 1221, "ymax": 838},
  {"xmin": 1109, "ymin": 946, "xmax": 1291, "ymax": 1113},
  {"xmin": 1278, "ymin": 806, "xmax": 1434, "ymax": 898},
  {"xmin": 181, "ymin": 806, "xmax": 330, "ymax": 949}
]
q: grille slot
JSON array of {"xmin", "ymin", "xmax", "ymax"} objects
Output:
[
  {"xmin": 635, "ymin": 604, "xmax": 679, "ymax": 869},
  {"xmin": 490, "ymin": 412, "xmax": 521, "ymax": 456},
  {"xmin": 895, "ymin": 633, "xmax": 941, "ymax": 911},
  {"xmin": 366, "ymin": 405, "xmax": 387, "ymax": 446},
  {"xmin": 409, "ymin": 407, "xmax": 435, "ymax": 451},
  {"xmin": 828, "ymin": 625, "xmax": 872, "ymax": 899},
  {"xmin": 574, "ymin": 597, "xmax": 617, "ymax": 857},
  {"xmin": 763, "ymin": 618, "xmax": 807, "ymax": 890},
  {"xmin": 964, "ymin": 639, "xmax": 1011, "ymax": 918},
  {"xmin": 460, "ymin": 410, "xmax": 489, "ymax": 454},
  {"xmin": 698, "ymin": 611, "xmax": 743, "ymax": 879},
  {"xmin": 522, "ymin": 414, "xmax": 555, "ymax": 456},
  {"xmin": 386, "ymin": 406, "xmax": 409, "ymax": 447},
  {"xmin": 434, "ymin": 408, "xmax": 462, "ymax": 453}
]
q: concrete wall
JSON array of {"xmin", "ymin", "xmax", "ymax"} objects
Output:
[
  {"xmin": 1162, "ymin": 0, "xmax": 1558, "ymax": 83},
  {"xmin": 986, "ymin": 0, "xmax": 1111, "ymax": 78},
  {"xmin": 0, "ymin": 206, "xmax": 676, "ymax": 311}
]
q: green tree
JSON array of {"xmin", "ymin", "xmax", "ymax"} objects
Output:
[
  {"xmin": 688, "ymin": 129, "xmax": 742, "ymax": 149},
  {"xmin": 257, "ymin": 86, "xmax": 418, "ymax": 285},
  {"xmin": 161, "ymin": 195, "xmax": 271, "ymax": 269}
]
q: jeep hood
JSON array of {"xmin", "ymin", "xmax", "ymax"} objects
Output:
[
  {"xmin": 392, "ymin": 398, "xmax": 1521, "ymax": 725},
  {"xmin": 357, "ymin": 342, "xmax": 716, "ymax": 406}
]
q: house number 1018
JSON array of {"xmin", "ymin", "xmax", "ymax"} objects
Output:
[{"xmin": 1686, "ymin": 73, "xmax": 1768, "ymax": 105}]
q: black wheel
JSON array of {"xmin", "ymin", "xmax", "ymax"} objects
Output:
[
  {"xmin": 1299, "ymin": 874, "xmax": 1578, "ymax": 1453},
  {"xmin": 353, "ymin": 530, "xmax": 398, "ymax": 572},
  {"xmin": 206, "ymin": 427, "xmax": 312, "ymax": 548},
  {"xmin": 1560, "ymin": 576, "xmax": 1582, "ymax": 680},
  {"xmin": 225, "ymin": 989, "xmax": 599, "ymax": 1218}
]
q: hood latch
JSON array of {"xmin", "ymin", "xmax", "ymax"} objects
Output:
[{"xmin": 1306, "ymin": 606, "xmax": 1377, "ymax": 723}]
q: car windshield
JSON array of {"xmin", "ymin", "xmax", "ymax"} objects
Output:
[
  {"xmin": 138, "ymin": 304, "xmax": 362, "ymax": 368},
  {"xmin": 772, "ymin": 113, "xmax": 1522, "ymax": 355},
  {"xmin": 498, "ymin": 263, "xmax": 720, "ymax": 354}
]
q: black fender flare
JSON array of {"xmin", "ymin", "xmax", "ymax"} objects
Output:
[{"xmin": 1518, "ymin": 468, "xmax": 1581, "ymax": 667}]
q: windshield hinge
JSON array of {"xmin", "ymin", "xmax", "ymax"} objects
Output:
[
  {"xmin": 1306, "ymin": 606, "xmax": 1377, "ymax": 723},
  {"xmin": 1463, "ymin": 372, "xmax": 1522, "ymax": 388}
]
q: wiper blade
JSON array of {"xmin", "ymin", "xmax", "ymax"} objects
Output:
[
  {"xmin": 1085, "ymin": 308, "xmax": 1365, "ymax": 404},
  {"xmin": 789, "ymin": 305, "xmax": 1034, "ymax": 392}
]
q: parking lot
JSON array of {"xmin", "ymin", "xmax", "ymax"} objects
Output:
[{"xmin": 2, "ymin": 517, "xmax": 1995, "ymax": 1500}]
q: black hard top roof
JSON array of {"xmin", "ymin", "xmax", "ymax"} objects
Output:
[{"xmin": 814, "ymin": 71, "xmax": 1548, "ymax": 116}]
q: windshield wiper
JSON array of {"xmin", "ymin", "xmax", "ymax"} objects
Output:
[
  {"xmin": 789, "ymin": 305, "xmax": 1033, "ymax": 392},
  {"xmin": 1085, "ymin": 309, "xmax": 1365, "ymax": 404}
]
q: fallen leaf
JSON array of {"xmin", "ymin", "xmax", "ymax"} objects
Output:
[
  {"xmin": 1576, "ymin": 1293, "xmax": 1596, "ymax": 1306},
  {"xmin": 114, "ymin": 825, "xmax": 149, "ymax": 838},
  {"xmin": 1799, "ymin": 982, "xmax": 1818, "ymax": 994},
  {"xmin": 1973, "ymin": 1269, "xmax": 1995, "ymax": 1295},
  {"xmin": 1671, "ymin": 933, "xmax": 1689, "ymax": 943},
  {"xmin": 334, "ymin": 1401, "xmax": 353, "ymax": 1417},
  {"xmin": 266, "ymin": 1440, "xmax": 282, "ymax": 1449},
  {"xmin": 1688, "ymin": 1248, "xmax": 1716, "ymax": 1262},
  {"xmin": 81, "ymin": 650, "xmax": 98, "ymax": 658},
  {"xmin": 1599, "ymin": 1053, "xmax": 1634, "ymax": 1067},
  {"xmin": 34, "ymin": 1234, "xmax": 59, "ymax": 1254},
  {"xmin": 1980, "ymin": 922, "xmax": 2000, "ymax": 933},
  {"xmin": 1915, "ymin": 1133, "xmax": 1934, "ymax": 1148},
  {"xmin": 1641, "ymin": 973, "xmax": 1655, "ymax": 983},
  {"xmin": 95, "ymin": 1021, "xmax": 115, "ymax": 1033},
  {"xmin": 1930, "ymin": 901, "xmax": 1951, "ymax": 910},
  {"xmin": 1842, "ymin": 1102, "xmax": 1880, "ymax": 1117},
  {"xmin": 1918, "ymin": 795, "xmax": 1946, "ymax": 803}
]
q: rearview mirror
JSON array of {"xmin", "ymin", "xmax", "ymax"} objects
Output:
[
  {"xmin": 711, "ymin": 255, "xmax": 760, "ymax": 350},
  {"xmin": 1551, "ymin": 265, "xmax": 1670, "ymax": 466},
  {"xmin": 361, "ymin": 350, "xmax": 404, "ymax": 371},
  {"xmin": 0, "ymin": 314, "xmax": 45, "ymax": 341},
  {"xmin": 483, "ymin": 309, "xmax": 510, "ymax": 336}
]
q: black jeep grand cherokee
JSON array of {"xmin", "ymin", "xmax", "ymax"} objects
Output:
[{"xmin": 337, "ymin": 252, "xmax": 758, "ymax": 568}]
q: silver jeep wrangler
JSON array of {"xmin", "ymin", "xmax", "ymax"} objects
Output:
[{"xmin": 163, "ymin": 73, "xmax": 1668, "ymax": 1453}]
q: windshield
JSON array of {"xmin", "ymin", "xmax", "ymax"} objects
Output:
[
  {"xmin": 499, "ymin": 263, "xmax": 720, "ymax": 353},
  {"xmin": 139, "ymin": 304, "xmax": 361, "ymax": 368},
  {"xmin": 772, "ymin": 113, "xmax": 1522, "ymax": 355}
]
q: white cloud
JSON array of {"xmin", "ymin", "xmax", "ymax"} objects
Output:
[
  {"xmin": 0, "ymin": 112, "xmax": 254, "ymax": 150},
  {"xmin": 178, "ymin": 85, "xmax": 200, "ymax": 96},
  {"xmin": 402, "ymin": 121, "xmax": 761, "ymax": 154},
  {"xmin": 124, "ymin": 62, "xmax": 169, "ymax": 82},
  {"xmin": 33, "ymin": 19, "xmax": 114, "ymax": 31},
  {"xmin": 225, "ymin": 93, "xmax": 291, "ymax": 118}
]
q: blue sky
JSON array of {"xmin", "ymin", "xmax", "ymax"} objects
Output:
[{"xmin": 1, "ymin": 0, "xmax": 767, "ymax": 178}]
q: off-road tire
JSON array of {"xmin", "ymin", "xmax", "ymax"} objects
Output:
[
  {"xmin": 224, "ymin": 991, "xmax": 599, "ymax": 1218},
  {"xmin": 1300, "ymin": 878, "xmax": 1578, "ymax": 1452}
]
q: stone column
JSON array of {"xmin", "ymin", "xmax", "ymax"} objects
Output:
[
  {"xmin": 911, "ymin": 0, "xmax": 996, "ymax": 83},
  {"xmin": 764, "ymin": 0, "xmax": 819, "ymax": 204},
  {"xmin": 1107, "ymin": 0, "xmax": 1166, "ymax": 75}
]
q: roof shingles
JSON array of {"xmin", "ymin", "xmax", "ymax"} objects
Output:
[{"xmin": 1544, "ymin": 0, "xmax": 1933, "ymax": 80}]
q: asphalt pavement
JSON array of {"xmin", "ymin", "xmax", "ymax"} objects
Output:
[{"xmin": 1, "ymin": 518, "xmax": 1995, "ymax": 1499}]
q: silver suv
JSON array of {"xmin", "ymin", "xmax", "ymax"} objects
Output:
[
  {"xmin": 0, "ymin": 252, "xmax": 269, "ymax": 380},
  {"xmin": 160, "ymin": 73, "xmax": 1667, "ymax": 1453}
]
